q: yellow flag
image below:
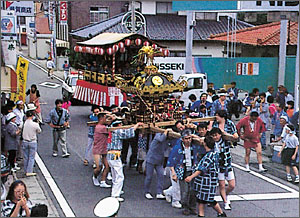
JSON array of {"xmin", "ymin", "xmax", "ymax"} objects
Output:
[{"xmin": 14, "ymin": 57, "xmax": 29, "ymax": 102}]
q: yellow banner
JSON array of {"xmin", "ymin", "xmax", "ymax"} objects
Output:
[{"xmin": 14, "ymin": 56, "xmax": 29, "ymax": 102}]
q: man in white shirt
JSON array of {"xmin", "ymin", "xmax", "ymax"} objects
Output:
[
  {"xmin": 22, "ymin": 110, "xmax": 42, "ymax": 176},
  {"xmin": 284, "ymin": 90, "xmax": 294, "ymax": 108},
  {"xmin": 13, "ymin": 100, "xmax": 25, "ymax": 162},
  {"xmin": 46, "ymin": 58, "xmax": 55, "ymax": 79}
]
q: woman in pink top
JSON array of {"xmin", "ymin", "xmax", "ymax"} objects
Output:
[{"xmin": 62, "ymin": 97, "xmax": 71, "ymax": 112}]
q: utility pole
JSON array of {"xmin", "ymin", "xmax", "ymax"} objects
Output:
[
  {"xmin": 294, "ymin": 20, "xmax": 299, "ymax": 111},
  {"xmin": 131, "ymin": 1, "xmax": 135, "ymax": 33},
  {"xmin": 185, "ymin": 11, "xmax": 194, "ymax": 74},
  {"xmin": 278, "ymin": 16, "xmax": 288, "ymax": 86}
]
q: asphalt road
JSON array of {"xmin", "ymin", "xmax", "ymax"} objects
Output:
[{"xmin": 27, "ymin": 61, "xmax": 299, "ymax": 217}]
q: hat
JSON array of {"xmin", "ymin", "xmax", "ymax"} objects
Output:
[
  {"xmin": 26, "ymin": 103, "xmax": 37, "ymax": 111},
  {"xmin": 280, "ymin": 116, "xmax": 289, "ymax": 122},
  {"xmin": 6, "ymin": 112, "xmax": 16, "ymax": 122},
  {"xmin": 111, "ymin": 120, "xmax": 122, "ymax": 126},
  {"xmin": 16, "ymin": 100, "xmax": 23, "ymax": 105},
  {"xmin": 94, "ymin": 197, "xmax": 120, "ymax": 217}
]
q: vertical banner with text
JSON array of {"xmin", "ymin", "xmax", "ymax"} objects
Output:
[
  {"xmin": 59, "ymin": 1, "xmax": 67, "ymax": 25},
  {"xmin": 14, "ymin": 57, "xmax": 29, "ymax": 102}
]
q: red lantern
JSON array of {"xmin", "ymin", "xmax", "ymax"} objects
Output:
[
  {"xmin": 159, "ymin": 48, "xmax": 163, "ymax": 53},
  {"xmin": 92, "ymin": 48, "xmax": 98, "ymax": 55},
  {"xmin": 125, "ymin": 39, "xmax": 131, "ymax": 46},
  {"xmin": 113, "ymin": 44, "xmax": 119, "ymax": 53},
  {"xmin": 98, "ymin": 48, "xmax": 105, "ymax": 55},
  {"xmin": 78, "ymin": 46, "xmax": 82, "ymax": 52},
  {"xmin": 86, "ymin": 47, "xmax": 92, "ymax": 53},
  {"xmin": 152, "ymin": 44, "xmax": 158, "ymax": 49},
  {"xmin": 143, "ymin": 41, "xmax": 150, "ymax": 46},
  {"xmin": 135, "ymin": 38, "xmax": 142, "ymax": 46},
  {"xmin": 106, "ymin": 47, "xmax": 114, "ymax": 55},
  {"xmin": 81, "ymin": 46, "xmax": 86, "ymax": 53},
  {"xmin": 163, "ymin": 49, "xmax": 170, "ymax": 57},
  {"xmin": 120, "ymin": 47, "xmax": 126, "ymax": 53},
  {"xmin": 118, "ymin": 42, "xmax": 124, "ymax": 49},
  {"xmin": 74, "ymin": 46, "xmax": 79, "ymax": 52}
]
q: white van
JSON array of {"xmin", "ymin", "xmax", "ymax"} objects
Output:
[
  {"xmin": 174, "ymin": 73, "xmax": 208, "ymax": 107},
  {"xmin": 62, "ymin": 74, "xmax": 80, "ymax": 100}
]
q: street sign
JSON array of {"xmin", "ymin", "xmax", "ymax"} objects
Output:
[
  {"xmin": 1, "ymin": 10, "xmax": 17, "ymax": 40},
  {"xmin": 172, "ymin": 1, "xmax": 237, "ymax": 11}
]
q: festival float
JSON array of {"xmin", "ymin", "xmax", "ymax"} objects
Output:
[{"xmin": 72, "ymin": 33, "xmax": 214, "ymax": 130}]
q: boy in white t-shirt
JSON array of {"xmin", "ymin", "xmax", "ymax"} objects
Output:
[{"xmin": 278, "ymin": 125, "xmax": 299, "ymax": 183}]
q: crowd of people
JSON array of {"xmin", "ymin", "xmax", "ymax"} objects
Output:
[{"xmin": 1, "ymin": 80, "xmax": 299, "ymax": 217}]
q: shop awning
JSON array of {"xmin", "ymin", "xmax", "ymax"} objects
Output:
[{"xmin": 46, "ymin": 39, "xmax": 69, "ymax": 48}]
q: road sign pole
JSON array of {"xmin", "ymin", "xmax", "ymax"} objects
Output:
[
  {"xmin": 294, "ymin": 20, "xmax": 299, "ymax": 111},
  {"xmin": 278, "ymin": 17, "xmax": 288, "ymax": 86}
]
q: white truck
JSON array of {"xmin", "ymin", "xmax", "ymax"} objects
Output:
[{"xmin": 62, "ymin": 73, "xmax": 83, "ymax": 102}]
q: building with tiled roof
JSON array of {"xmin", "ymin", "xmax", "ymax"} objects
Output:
[
  {"xmin": 70, "ymin": 13, "xmax": 253, "ymax": 57},
  {"xmin": 209, "ymin": 21, "xmax": 298, "ymax": 57}
]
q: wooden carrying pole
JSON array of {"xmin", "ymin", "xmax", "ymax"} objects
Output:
[{"xmin": 104, "ymin": 116, "xmax": 216, "ymax": 132}]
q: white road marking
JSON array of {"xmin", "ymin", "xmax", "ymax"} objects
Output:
[
  {"xmin": 35, "ymin": 154, "xmax": 76, "ymax": 217},
  {"xmin": 232, "ymin": 163, "xmax": 298, "ymax": 193},
  {"xmin": 215, "ymin": 192, "xmax": 299, "ymax": 202}
]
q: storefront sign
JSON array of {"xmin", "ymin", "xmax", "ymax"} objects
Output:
[
  {"xmin": 121, "ymin": 11, "xmax": 146, "ymax": 33},
  {"xmin": 1, "ymin": 10, "xmax": 17, "ymax": 40},
  {"xmin": 1, "ymin": 41, "xmax": 17, "ymax": 66},
  {"xmin": 5, "ymin": 1, "xmax": 34, "ymax": 16},
  {"xmin": 240, "ymin": 1, "xmax": 299, "ymax": 12},
  {"xmin": 236, "ymin": 63, "xmax": 259, "ymax": 75},
  {"xmin": 172, "ymin": 1, "xmax": 237, "ymax": 11},
  {"xmin": 60, "ymin": 1, "xmax": 68, "ymax": 24}
]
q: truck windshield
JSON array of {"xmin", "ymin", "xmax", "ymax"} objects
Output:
[{"xmin": 187, "ymin": 77, "xmax": 203, "ymax": 89}]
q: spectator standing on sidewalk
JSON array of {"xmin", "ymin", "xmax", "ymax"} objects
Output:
[
  {"xmin": 1, "ymin": 180, "xmax": 33, "ymax": 217},
  {"xmin": 271, "ymin": 103, "xmax": 288, "ymax": 140},
  {"xmin": 265, "ymin": 86, "xmax": 275, "ymax": 99},
  {"xmin": 62, "ymin": 60, "xmax": 71, "ymax": 80},
  {"xmin": 46, "ymin": 58, "xmax": 55, "ymax": 79},
  {"xmin": 22, "ymin": 110, "xmax": 42, "ymax": 177},
  {"xmin": 236, "ymin": 111, "xmax": 267, "ymax": 172},
  {"xmin": 26, "ymin": 84, "xmax": 43, "ymax": 124},
  {"xmin": 277, "ymin": 125, "xmax": 299, "ymax": 183},
  {"xmin": 13, "ymin": 100, "xmax": 25, "ymax": 162},
  {"xmin": 4, "ymin": 112, "xmax": 21, "ymax": 171},
  {"xmin": 45, "ymin": 99, "xmax": 70, "ymax": 158}
]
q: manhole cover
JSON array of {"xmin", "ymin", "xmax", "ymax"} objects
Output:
[{"xmin": 39, "ymin": 82, "xmax": 60, "ymax": 88}]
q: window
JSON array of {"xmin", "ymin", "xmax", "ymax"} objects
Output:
[
  {"xmin": 195, "ymin": 12, "xmax": 217, "ymax": 21},
  {"xmin": 185, "ymin": 78, "xmax": 203, "ymax": 90},
  {"xmin": 156, "ymin": 2, "xmax": 176, "ymax": 14},
  {"xmin": 90, "ymin": 7, "xmax": 109, "ymax": 23},
  {"xmin": 169, "ymin": 51, "xmax": 186, "ymax": 57},
  {"xmin": 17, "ymin": 16, "xmax": 26, "ymax": 25}
]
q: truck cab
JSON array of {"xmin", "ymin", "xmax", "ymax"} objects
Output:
[
  {"xmin": 62, "ymin": 73, "xmax": 81, "ymax": 101},
  {"xmin": 175, "ymin": 73, "xmax": 208, "ymax": 107}
]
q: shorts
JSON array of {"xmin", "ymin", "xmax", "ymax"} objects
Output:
[
  {"xmin": 281, "ymin": 148, "xmax": 297, "ymax": 166},
  {"xmin": 196, "ymin": 199, "xmax": 217, "ymax": 206},
  {"xmin": 218, "ymin": 170, "xmax": 235, "ymax": 181},
  {"xmin": 138, "ymin": 148, "xmax": 147, "ymax": 160}
]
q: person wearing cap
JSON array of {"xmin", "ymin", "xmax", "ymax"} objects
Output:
[
  {"xmin": 210, "ymin": 91, "xmax": 229, "ymax": 116},
  {"xmin": 107, "ymin": 120, "xmax": 143, "ymax": 202},
  {"xmin": 271, "ymin": 115, "xmax": 289, "ymax": 144},
  {"xmin": 276, "ymin": 85, "xmax": 286, "ymax": 108},
  {"xmin": 236, "ymin": 111, "xmax": 267, "ymax": 172},
  {"xmin": 22, "ymin": 110, "xmax": 42, "ymax": 177},
  {"xmin": 166, "ymin": 129, "xmax": 200, "ymax": 216},
  {"xmin": 271, "ymin": 103, "xmax": 288, "ymax": 140},
  {"xmin": 26, "ymin": 84, "xmax": 42, "ymax": 124},
  {"xmin": 45, "ymin": 99, "xmax": 70, "ymax": 158},
  {"xmin": 277, "ymin": 125, "xmax": 299, "ymax": 183},
  {"xmin": 4, "ymin": 112, "xmax": 21, "ymax": 171},
  {"xmin": 265, "ymin": 85, "xmax": 275, "ymax": 99}
]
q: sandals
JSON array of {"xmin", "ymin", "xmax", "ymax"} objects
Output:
[{"xmin": 83, "ymin": 159, "xmax": 89, "ymax": 166}]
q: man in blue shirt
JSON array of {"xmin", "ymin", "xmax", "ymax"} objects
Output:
[
  {"xmin": 45, "ymin": 99, "xmax": 70, "ymax": 158},
  {"xmin": 272, "ymin": 103, "xmax": 288, "ymax": 139}
]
